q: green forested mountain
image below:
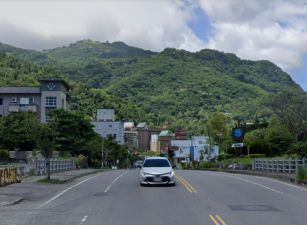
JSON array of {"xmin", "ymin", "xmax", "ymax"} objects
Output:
[{"xmin": 0, "ymin": 40, "xmax": 303, "ymax": 132}]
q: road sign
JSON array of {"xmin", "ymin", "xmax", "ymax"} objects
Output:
[{"xmin": 231, "ymin": 143, "xmax": 244, "ymax": 148}]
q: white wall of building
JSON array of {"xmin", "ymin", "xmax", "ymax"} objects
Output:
[
  {"xmin": 92, "ymin": 121, "xmax": 124, "ymax": 144},
  {"xmin": 97, "ymin": 109, "xmax": 115, "ymax": 121}
]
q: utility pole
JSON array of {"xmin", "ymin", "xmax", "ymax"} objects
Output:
[{"xmin": 101, "ymin": 138, "xmax": 104, "ymax": 169}]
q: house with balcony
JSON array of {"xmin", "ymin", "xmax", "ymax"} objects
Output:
[{"xmin": 0, "ymin": 77, "xmax": 69, "ymax": 122}]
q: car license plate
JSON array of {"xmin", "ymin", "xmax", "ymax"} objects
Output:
[{"xmin": 154, "ymin": 176, "xmax": 162, "ymax": 182}]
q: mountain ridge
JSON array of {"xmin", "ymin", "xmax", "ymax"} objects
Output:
[{"xmin": 0, "ymin": 40, "xmax": 303, "ymax": 131}]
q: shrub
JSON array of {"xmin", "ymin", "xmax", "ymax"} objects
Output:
[
  {"xmin": 74, "ymin": 154, "xmax": 88, "ymax": 169},
  {"xmin": 90, "ymin": 159, "xmax": 101, "ymax": 169},
  {"xmin": 248, "ymin": 154, "xmax": 266, "ymax": 158},
  {"xmin": 0, "ymin": 149, "xmax": 9, "ymax": 160},
  {"xmin": 217, "ymin": 153, "xmax": 233, "ymax": 161},
  {"xmin": 198, "ymin": 161, "xmax": 219, "ymax": 169},
  {"xmin": 296, "ymin": 167, "xmax": 307, "ymax": 182}
]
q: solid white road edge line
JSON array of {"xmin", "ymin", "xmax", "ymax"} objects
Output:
[
  {"xmin": 38, "ymin": 173, "xmax": 102, "ymax": 209},
  {"xmin": 220, "ymin": 174, "xmax": 284, "ymax": 194},
  {"xmin": 205, "ymin": 171, "xmax": 307, "ymax": 192},
  {"xmin": 104, "ymin": 170, "xmax": 129, "ymax": 193},
  {"xmin": 252, "ymin": 176, "xmax": 307, "ymax": 192},
  {"xmin": 78, "ymin": 215, "xmax": 88, "ymax": 225}
]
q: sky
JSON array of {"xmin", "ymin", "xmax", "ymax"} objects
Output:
[{"xmin": 0, "ymin": 0, "xmax": 307, "ymax": 90}]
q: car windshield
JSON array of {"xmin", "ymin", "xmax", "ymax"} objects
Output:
[{"xmin": 143, "ymin": 159, "xmax": 170, "ymax": 167}]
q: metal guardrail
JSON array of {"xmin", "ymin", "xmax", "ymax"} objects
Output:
[
  {"xmin": 253, "ymin": 158, "xmax": 307, "ymax": 173},
  {"xmin": 31, "ymin": 158, "xmax": 76, "ymax": 175},
  {"xmin": 0, "ymin": 167, "xmax": 21, "ymax": 187}
]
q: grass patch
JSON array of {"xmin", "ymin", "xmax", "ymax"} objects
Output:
[
  {"xmin": 37, "ymin": 178, "xmax": 71, "ymax": 184},
  {"xmin": 219, "ymin": 157, "xmax": 254, "ymax": 164}
]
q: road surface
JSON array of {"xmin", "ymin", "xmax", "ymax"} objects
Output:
[{"xmin": 1, "ymin": 169, "xmax": 307, "ymax": 225}]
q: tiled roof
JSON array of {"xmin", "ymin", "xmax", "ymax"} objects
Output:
[
  {"xmin": 136, "ymin": 122, "xmax": 147, "ymax": 128},
  {"xmin": 159, "ymin": 130, "xmax": 171, "ymax": 136}
]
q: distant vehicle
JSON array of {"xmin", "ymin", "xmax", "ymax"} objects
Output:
[
  {"xmin": 111, "ymin": 165, "xmax": 118, "ymax": 170},
  {"xmin": 139, "ymin": 157, "xmax": 175, "ymax": 186},
  {"xmin": 133, "ymin": 160, "xmax": 143, "ymax": 168}
]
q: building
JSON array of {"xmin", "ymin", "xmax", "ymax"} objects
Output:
[
  {"xmin": 97, "ymin": 109, "xmax": 115, "ymax": 121},
  {"xmin": 171, "ymin": 139, "xmax": 191, "ymax": 164},
  {"xmin": 124, "ymin": 122, "xmax": 138, "ymax": 151},
  {"xmin": 158, "ymin": 130, "xmax": 174, "ymax": 153},
  {"xmin": 136, "ymin": 122, "xmax": 160, "ymax": 151},
  {"xmin": 175, "ymin": 130, "xmax": 188, "ymax": 140},
  {"xmin": 171, "ymin": 136, "xmax": 219, "ymax": 164},
  {"xmin": 0, "ymin": 77, "xmax": 69, "ymax": 122},
  {"xmin": 150, "ymin": 134, "xmax": 160, "ymax": 153},
  {"xmin": 92, "ymin": 109, "xmax": 124, "ymax": 144}
]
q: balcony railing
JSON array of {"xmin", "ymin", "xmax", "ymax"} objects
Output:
[{"xmin": 9, "ymin": 104, "xmax": 38, "ymax": 113}]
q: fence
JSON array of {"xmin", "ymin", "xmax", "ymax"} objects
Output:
[
  {"xmin": 0, "ymin": 167, "xmax": 20, "ymax": 187},
  {"xmin": 30, "ymin": 158, "xmax": 76, "ymax": 175},
  {"xmin": 253, "ymin": 158, "xmax": 307, "ymax": 173}
]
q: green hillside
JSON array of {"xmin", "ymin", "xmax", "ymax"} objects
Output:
[{"xmin": 0, "ymin": 40, "xmax": 303, "ymax": 132}]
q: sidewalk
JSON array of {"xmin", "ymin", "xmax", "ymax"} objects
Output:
[
  {"xmin": 22, "ymin": 168, "xmax": 102, "ymax": 183},
  {"xmin": 0, "ymin": 169, "xmax": 103, "ymax": 207}
]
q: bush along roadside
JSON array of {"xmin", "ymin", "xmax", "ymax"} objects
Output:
[{"xmin": 296, "ymin": 166, "xmax": 307, "ymax": 184}]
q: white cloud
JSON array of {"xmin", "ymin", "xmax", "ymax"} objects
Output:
[
  {"xmin": 0, "ymin": 0, "xmax": 204, "ymax": 51},
  {"xmin": 1, "ymin": 0, "xmax": 307, "ymax": 73},
  {"xmin": 199, "ymin": 0, "xmax": 307, "ymax": 70}
]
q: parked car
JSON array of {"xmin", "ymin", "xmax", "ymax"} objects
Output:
[
  {"xmin": 133, "ymin": 160, "xmax": 143, "ymax": 168},
  {"xmin": 139, "ymin": 157, "xmax": 175, "ymax": 186}
]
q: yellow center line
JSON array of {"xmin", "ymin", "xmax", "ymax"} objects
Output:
[
  {"xmin": 209, "ymin": 215, "xmax": 220, "ymax": 225},
  {"xmin": 176, "ymin": 175, "xmax": 193, "ymax": 193},
  {"xmin": 177, "ymin": 175, "xmax": 198, "ymax": 193},
  {"xmin": 209, "ymin": 215, "xmax": 228, "ymax": 225},
  {"xmin": 215, "ymin": 215, "xmax": 227, "ymax": 225},
  {"xmin": 176, "ymin": 175, "xmax": 197, "ymax": 193}
]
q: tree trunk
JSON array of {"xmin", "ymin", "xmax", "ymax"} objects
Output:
[{"xmin": 46, "ymin": 157, "xmax": 51, "ymax": 180}]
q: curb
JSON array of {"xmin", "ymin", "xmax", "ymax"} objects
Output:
[
  {"xmin": 36, "ymin": 169, "xmax": 104, "ymax": 184},
  {"xmin": 0, "ymin": 197, "xmax": 24, "ymax": 207}
]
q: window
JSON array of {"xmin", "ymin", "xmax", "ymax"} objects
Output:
[
  {"xmin": 45, "ymin": 115, "xmax": 51, "ymax": 122},
  {"xmin": 46, "ymin": 96, "xmax": 57, "ymax": 107},
  {"xmin": 11, "ymin": 97, "xmax": 17, "ymax": 103},
  {"xmin": 0, "ymin": 98, "xmax": 2, "ymax": 105},
  {"xmin": 29, "ymin": 97, "xmax": 35, "ymax": 104},
  {"xmin": 20, "ymin": 97, "xmax": 29, "ymax": 105},
  {"xmin": 143, "ymin": 159, "xmax": 171, "ymax": 167}
]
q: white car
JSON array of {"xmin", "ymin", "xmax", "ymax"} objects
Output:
[{"xmin": 139, "ymin": 157, "xmax": 175, "ymax": 186}]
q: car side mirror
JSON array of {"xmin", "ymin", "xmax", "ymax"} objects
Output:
[
  {"xmin": 172, "ymin": 165, "xmax": 176, "ymax": 168},
  {"xmin": 137, "ymin": 165, "xmax": 142, "ymax": 169}
]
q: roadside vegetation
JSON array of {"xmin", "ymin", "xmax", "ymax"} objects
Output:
[{"xmin": 1, "ymin": 41, "xmax": 307, "ymax": 175}]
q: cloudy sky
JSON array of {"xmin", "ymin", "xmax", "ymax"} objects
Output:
[{"xmin": 1, "ymin": 0, "xmax": 307, "ymax": 90}]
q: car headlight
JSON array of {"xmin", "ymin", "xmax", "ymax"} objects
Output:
[
  {"xmin": 142, "ymin": 171, "xmax": 150, "ymax": 176},
  {"xmin": 168, "ymin": 171, "xmax": 175, "ymax": 176}
]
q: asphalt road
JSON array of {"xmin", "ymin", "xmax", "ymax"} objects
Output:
[{"xmin": 1, "ymin": 169, "xmax": 307, "ymax": 225}]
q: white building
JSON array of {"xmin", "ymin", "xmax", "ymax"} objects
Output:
[
  {"xmin": 171, "ymin": 136, "xmax": 219, "ymax": 163},
  {"xmin": 171, "ymin": 140, "xmax": 191, "ymax": 164},
  {"xmin": 92, "ymin": 109, "xmax": 124, "ymax": 144},
  {"xmin": 150, "ymin": 134, "xmax": 159, "ymax": 153},
  {"xmin": 97, "ymin": 109, "xmax": 115, "ymax": 121}
]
